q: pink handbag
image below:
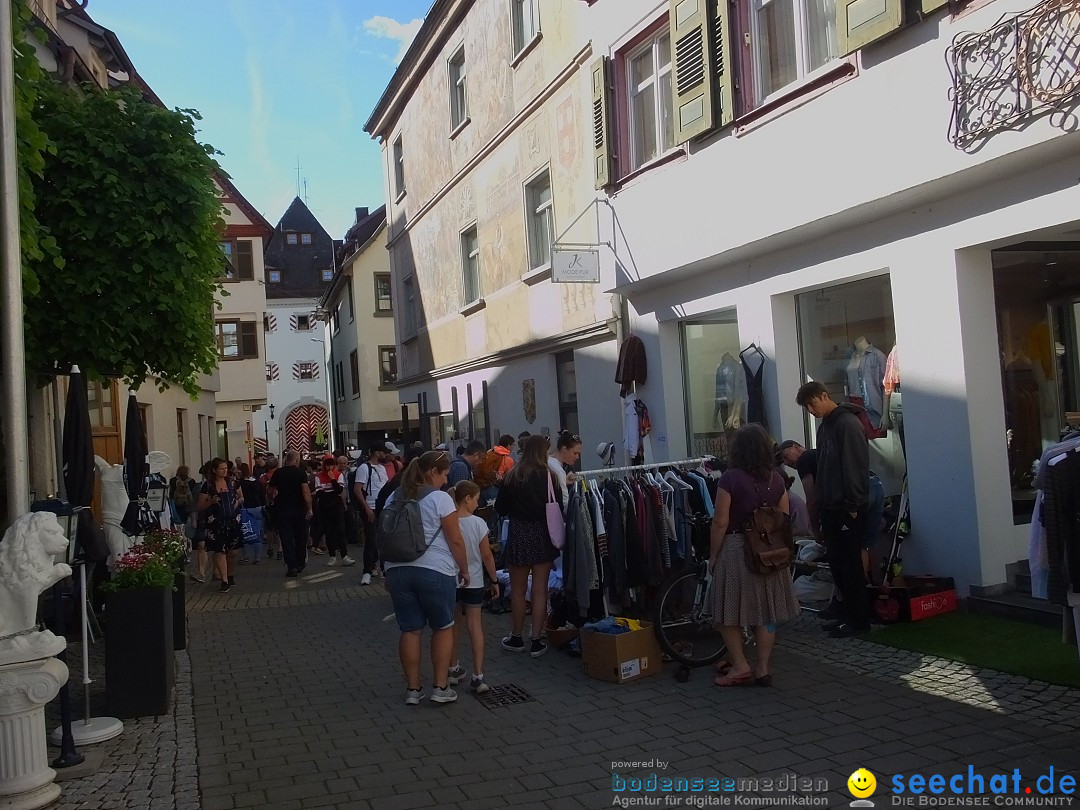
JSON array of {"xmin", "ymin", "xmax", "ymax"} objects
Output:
[{"xmin": 546, "ymin": 472, "xmax": 566, "ymax": 550}]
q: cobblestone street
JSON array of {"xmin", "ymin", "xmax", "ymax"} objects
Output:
[{"xmin": 50, "ymin": 556, "xmax": 1080, "ymax": 810}]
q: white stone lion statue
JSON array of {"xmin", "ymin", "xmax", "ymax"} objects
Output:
[{"xmin": 0, "ymin": 512, "xmax": 71, "ymax": 665}]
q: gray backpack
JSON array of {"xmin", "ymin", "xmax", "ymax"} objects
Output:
[{"xmin": 377, "ymin": 486, "xmax": 443, "ymax": 563}]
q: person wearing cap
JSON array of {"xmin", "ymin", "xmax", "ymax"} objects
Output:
[
  {"xmin": 314, "ymin": 455, "xmax": 355, "ymax": 567},
  {"xmin": 383, "ymin": 440, "xmax": 404, "ymax": 481},
  {"xmin": 354, "ymin": 442, "xmax": 390, "ymax": 584}
]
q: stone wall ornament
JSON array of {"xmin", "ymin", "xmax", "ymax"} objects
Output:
[
  {"xmin": 0, "ymin": 512, "xmax": 71, "ymax": 666},
  {"xmin": 523, "ymin": 379, "xmax": 537, "ymax": 425}
]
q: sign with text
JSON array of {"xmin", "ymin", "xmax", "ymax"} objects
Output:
[{"xmin": 552, "ymin": 248, "xmax": 600, "ymax": 283}]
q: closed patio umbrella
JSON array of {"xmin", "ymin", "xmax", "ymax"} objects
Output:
[{"xmin": 120, "ymin": 392, "xmax": 151, "ymax": 536}]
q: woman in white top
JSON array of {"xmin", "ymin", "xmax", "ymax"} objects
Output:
[
  {"xmin": 383, "ymin": 451, "xmax": 470, "ymax": 705},
  {"xmin": 547, "ymin": 430, "xmax": 583, "ymax": 509}
]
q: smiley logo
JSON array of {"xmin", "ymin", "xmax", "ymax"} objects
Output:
[{"xmin": 848, "ymin": 768, "xmax": 877, "ymax": 798}]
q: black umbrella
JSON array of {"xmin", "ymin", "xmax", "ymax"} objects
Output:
[
  {"xmin": 62, "ymin": 366, "xmax": 95, "ymax": 508},
  {"xmin": 120, "ymin": 392, "xmax": 151, "ymax": 536}
]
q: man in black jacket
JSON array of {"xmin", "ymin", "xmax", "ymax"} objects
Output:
[{"xmin": 796, "ymin": 382, "xmax": 871, "ymax": 637}]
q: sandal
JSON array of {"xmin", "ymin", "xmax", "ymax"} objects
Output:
[
  {"xmin": 714, "ymin": 671, "xmax": 754, "ymax": 687},
  {"xmin": 713, "ymin": 660, "xmax": 732, "ymax": 674}
]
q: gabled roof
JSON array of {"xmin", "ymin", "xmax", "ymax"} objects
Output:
[{"xmin": 216, "ymin": 173, "xmax": 274, "ymax": 240}]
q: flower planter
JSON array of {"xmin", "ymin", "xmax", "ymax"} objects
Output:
[
  {"xmin": 172, "ymin": 572, "xmax": 186, "ymax": 650},
  {"xmin": 105, "ymin": 585, "xmax": 174, "ymax": 719}
]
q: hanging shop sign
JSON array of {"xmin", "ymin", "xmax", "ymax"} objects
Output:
[{"xmin": 552, "ymin": 248, "xmax": 601, "ymax": 283}]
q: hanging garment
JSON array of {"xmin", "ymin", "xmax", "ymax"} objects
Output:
[
  {"xmin": 740, "ymin": 347, "xmax": 769, "ymax": 429},
  {"xmin": 1041, "ymin": 451, "xmax": 1080, "ymax": 605},
  {"xmin": 615, "ymin": 334, "xmax": 647, "ymax": 397},
  {"xmin": 602, "ymin": 485, "xmax": 627, "ymax": 602},
  {"xmin": 844, "ymin": 344, "xmax": 887, "ymax": 425}
]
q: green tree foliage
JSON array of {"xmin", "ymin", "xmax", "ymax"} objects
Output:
[
  {"xmin": 12, "ymin": 0, "xmax": 56, "ymax": 297},
  {"xmin": 22, "ymin": 79, "xmax": 227, "ymax": 397}
]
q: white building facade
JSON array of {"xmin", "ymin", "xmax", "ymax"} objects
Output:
[{"xmin": 585, "ymin": 0, "xmax": 1080, "ymax": 594}]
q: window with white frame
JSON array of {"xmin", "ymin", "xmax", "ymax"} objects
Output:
[
  {"xmin": 626, "ymin": 29, "xmax": 674, "ymax": 172},
  {"xmin": 525, "ymin": 171, "xmax": 553, "ymax": 271},
  {"xmin": 392, "ymin": 136, "xmax": 406, "ymax": 198},
  {"xmin": 448, "ymin": 47, "xmax": 468, "ymax": 130},
  {"xmin": 511, "ymin": 0, "xmax": 540, "ymax": 56},
  {"xmin": 461, "ymin": 227, "xmax": 481, "ymax": 306},
  {"xmin": 752, "ymin": 0, "xmax": 837, "ymax": 100}
]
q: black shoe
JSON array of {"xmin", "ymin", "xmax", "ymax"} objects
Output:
[
  {"xmin": 286, "ymin": 569, "xmax": 298, "ymax": 577},
  {"xmin": 228, "ymin": 576, "xmax": 236, "ymax": 586},
  {"xmin": 821, "ymin": 619, "xmax": 843, "ymax": 632},
  {"xmin": 219, "ymin": 582, "xmax": 232, "ymax": 593},
  {"xmin": 530, "ymin": 638, "xmax": 549, "ymax": 658},
  {"xmin": 829, "ymin": 623, "xmax": 869, "ymax": 639},
  {"xmin": 818, "ymin": 605, "xmax": 841, "ymax": 621}
]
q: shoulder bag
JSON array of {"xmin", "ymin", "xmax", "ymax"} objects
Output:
[{"xmin": 545, "ymin": 472, "xmax": 566, "ymax": 550}]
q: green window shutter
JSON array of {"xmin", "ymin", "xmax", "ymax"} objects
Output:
[
  {"xmin": 836, "ymin": 0, "xmax": 903, "ymax": 56},
  {"xmin": 713, "ymin": 0, "xmax": 735, "ymax": 128},
  {"xmin": 591, "ymin": 56, "xmax": 614, "ymax": 189},
  {"xmin": 236, "ymin": 240, "xmax": 254, "ymax": 280},
  {"xmin": 670, "ymin": 0, "xmax": 716, "ymax": 143},
  {"xmin": 240, "ymin": 321, "xmax": 259, "ymax": 359}
]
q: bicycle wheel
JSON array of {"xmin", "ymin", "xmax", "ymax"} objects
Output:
[{"xmin": 652, "ymin": 564, "xmax": 727, "ymax": 667}]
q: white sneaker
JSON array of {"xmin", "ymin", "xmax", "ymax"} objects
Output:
[
  {"xmin": 430, "ymin": 685, "xmax": 457, "ymax": 704},
  {"xmin": 361, "ymin": 573, "xmax": 372, "ymax": 586},
  {"xmin": 470, "ymin": 675, "xmax": 490, "ymax": 694},
  {"xmin": 447, "ymin": 665, "xmax": 466, "ymax": 685},
  {"xmin": 342, "ymin": 556, "xmax": 357, "ymax": 567},
  {"xmin": 326, "ymin": 557, "xmax": 338, "ymax": 567},
  {"xmin": 404, "ymin": 688, "xmax": 425, "ymax": 706}
]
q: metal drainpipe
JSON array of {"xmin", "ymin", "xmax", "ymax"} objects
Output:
[{"xmin": 0, "ymin": 0, "xmax": 30, "ymax": 525}]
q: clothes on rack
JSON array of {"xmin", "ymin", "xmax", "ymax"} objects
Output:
[
  {"xmin": 740, "ymin": 345, "xmax": 769, "ymax": 429},
  {"xmin": 555, "ymin": 463, "xmax": 720, "ymax": 618}
]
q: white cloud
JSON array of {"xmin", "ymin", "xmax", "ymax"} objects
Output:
[{"xmin": 362, "ymin": 15, "xmax": 423, "ymax": 64}]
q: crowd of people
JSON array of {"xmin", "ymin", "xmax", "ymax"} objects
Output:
[{"xmin": 167, "ymin": 385, "xmax": 874, "ymax": 701}]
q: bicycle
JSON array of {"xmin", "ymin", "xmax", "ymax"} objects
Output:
[{"xmin": 651, "ymin": 558, "xmax": 729, "ymax": 671}]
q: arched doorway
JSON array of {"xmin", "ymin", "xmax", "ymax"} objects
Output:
[{"xmin": 283, "ymin": 404, "xmax": 329, "ymax": 453}]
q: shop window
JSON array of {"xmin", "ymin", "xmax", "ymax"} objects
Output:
[
  {"xmin": 795, "ymin": 276, "xmax": 895, "ymax": 439},
  {"xmin": 992, "ymin": 247, "xmax": 1080, "ymax": 521},
  {"xmin": 681, "ymin": 312, "xmax": 742, "ymax": 460}
]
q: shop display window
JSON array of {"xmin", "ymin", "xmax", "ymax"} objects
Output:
[
  {"xmin": 681, "ymin": 312, "xmax": 742, "ymax": 460},
  {"xmin": 796, "ymin": 276, "xmax": 896, "ymax": 438},
  {"xmin": 992, "ymin": 248, "xmax": 1080, "ymax": 521}
]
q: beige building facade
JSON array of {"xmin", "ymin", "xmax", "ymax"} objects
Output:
[
  {"xmin": 325, "ymin": 206, "xmax": 403, "ymax": 449},
  {"xmin": 364, "ymin": 0, "xmax": 625, "ymax": 450}
]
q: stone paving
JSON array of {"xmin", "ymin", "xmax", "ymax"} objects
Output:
[{"xmin": 49, "ymin": 555, "xmax": 1080, "ymax": 810}]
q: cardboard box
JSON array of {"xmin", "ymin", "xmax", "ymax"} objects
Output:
[
  {"xmin": 870, "ymin": 576, "xmax": 957, "ymax": 623},
  {"xmin": 580, "ymin": 621, "xmax": 663, "ymax": 683}
]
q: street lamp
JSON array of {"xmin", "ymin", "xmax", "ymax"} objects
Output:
[{"xmin": 264, "ymin": 404, "xmax": 275, "ymax": 451}]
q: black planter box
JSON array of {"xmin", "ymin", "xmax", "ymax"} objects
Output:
[
  {"xmin": 173, "ymin": 573, "xmax": 186, "ymax": 650},
  {"xmin": 105, "ymin": 586, "xmax": 174, "ymax": 718}
]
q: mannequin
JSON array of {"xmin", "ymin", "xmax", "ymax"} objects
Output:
[
  {"xmin": 845, "ymin": 336, "xmax": 887, "ymax": 427},
  {"xmin": 713, "ymin": 352, "xmax": 747, "ymax": 429}
]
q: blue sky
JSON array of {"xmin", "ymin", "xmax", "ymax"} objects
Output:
[{"xmin": 89, "ymin": 0, "xmax": 432, "ymax": 238}]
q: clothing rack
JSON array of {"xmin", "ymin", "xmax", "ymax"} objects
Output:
[{"xmin": 576, "ymin": 457, "xmax": 711, "ymax": 478}]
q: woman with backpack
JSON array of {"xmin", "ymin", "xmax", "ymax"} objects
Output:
[
  {"xmin": 170, "ymin": 465, "xmax": 196, "ymax": 524},
  {"xmin": 495, "ymin": 435, "xmax": 563, "ymax": 658},
  {"xmin": 707, "ymin": 424, "xmax": 799, "ymax": 687},
  {"xmin": 382, "ymin": 451, "xmax": 470, "ymax": 706}
]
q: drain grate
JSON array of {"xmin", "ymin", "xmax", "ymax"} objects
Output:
[{"xmin": 475, "ymin": 682, "xmax": 535, "ymax": 709}]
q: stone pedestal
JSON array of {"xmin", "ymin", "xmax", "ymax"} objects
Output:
[{"xmin": 0, "ymin": 656, "xmax": 69, "ymax": 810}]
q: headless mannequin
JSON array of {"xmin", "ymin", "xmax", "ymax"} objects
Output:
[{"xmin": 714, "ymin": 352, "xmax": 746, "ymax": 429}]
